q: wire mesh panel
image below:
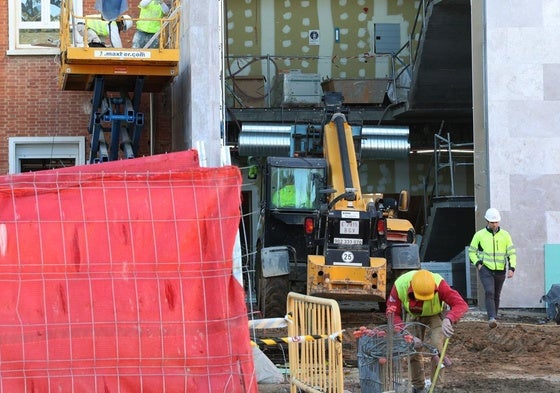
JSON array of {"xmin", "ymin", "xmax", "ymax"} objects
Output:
[
  {"xmin": 0, "ymin": 150, "xmax": 257, "ymax": 393},
  {"xmin": 354, "ymin": 315, "xmax": 448, "ymax": 393},
  {"xmin": 356, "ymin": 328, "xmax": 413, "ymax": 393},
  {"xmin": 287, "ymin": 292, "xmax": 343, "ymax": 393},
  {"xmin": 354, "ymin": 313, "xmax": 431, "ymax": 393}
]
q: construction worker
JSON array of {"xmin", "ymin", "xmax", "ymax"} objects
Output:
[
  {"xmin": 469, "ymin": 207, "xmax": 516, "ymax": 328},
  {"xmin": 386, "ymin": 269, "xmax": 468, "ymax": 393},
  {"xmin": 272, "ymin": 183, "xmax": 296, "ymax": 207},
  {"xmin": 76, "ymin": 15, "xmax": 133, "ymax": 48},
  {"xmin": 132, "ymin": 0, "xmax": 170, "ymax": 49},
  {"xmin": 271, "ymin": 172, "xmax": 314, "ymax": 208}
]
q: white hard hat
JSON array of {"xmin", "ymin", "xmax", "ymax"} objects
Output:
[
  {"xmin": 484, "ymin": 207, "xmax": 501, "ymax": 222},
  {"xmin": 122, "ymin": 15, "xmax": 133, "ymax": 31}
]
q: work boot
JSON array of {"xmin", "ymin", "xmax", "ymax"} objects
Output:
[{"xmin": 489, "ymin": 318, "xmax": 498, "ymax": 329}]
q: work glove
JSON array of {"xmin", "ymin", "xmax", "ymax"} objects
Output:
[
  {"xmin": 441, "ymin": 318, "xmax": 454, "ymax": 337},
  {"xmin": 431, "ymin": 354, "xmax": 453, "ymax": 369}
]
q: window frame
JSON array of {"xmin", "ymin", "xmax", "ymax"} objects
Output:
[
  {"xmin": 9, "ymin": 136, "xmax": 86, "ymax": 174},
  {"xmin": 8, "ymin": 0, "xmax": 82, "ymax": 55}
]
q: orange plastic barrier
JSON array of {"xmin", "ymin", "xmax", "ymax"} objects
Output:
[{"xmin": 0, "ymin": 150, "xmax": 256, "ymax": 392}]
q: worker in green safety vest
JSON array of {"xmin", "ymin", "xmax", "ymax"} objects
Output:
[
  {"xmin": 272, "ymin": 181, "xmax": 313, "ymax": 209},
  {"xmin": 132, "ymin": 0, "xmax": 170, "ymax": 49},
  {"xmin": 76, "ymin": 14, "xmax": 132, "ymax": 48},
  {"xmin": 386, "ymin": 269, "xmax": 468, "ymax": 393},
  {"xmin": 272, "ymin": 184, "xmax": 297, "ymax": 208}
]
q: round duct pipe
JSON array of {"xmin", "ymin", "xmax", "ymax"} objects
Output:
[
  {"xmin": 361, "ymin": 126, "xmax": 410, "ymax": 159},
  {"xmin": 238, "ymin": 124, "xmax": 293, "ymax": 157}
]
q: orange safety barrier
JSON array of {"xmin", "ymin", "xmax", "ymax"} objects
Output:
[
  {"xmin": 0, "ymin": 150, "xmax": 256, "ymax": 393},
  {"xmin": 287, "ymin": 292, "xmax": 344, "ymax": 393}
]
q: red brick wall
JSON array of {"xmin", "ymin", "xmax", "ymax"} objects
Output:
[{"xmin": 0, "ymin": 0, "xmax": 173, "ymax": 174}]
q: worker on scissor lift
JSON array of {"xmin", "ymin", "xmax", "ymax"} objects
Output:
[
  {"xmin": 76, "ymin": 14, "xmax": 133, "ymax": 48},
  {"xmin": 132, "ymin": 0, "xmax": 170, "ymax": 49}
]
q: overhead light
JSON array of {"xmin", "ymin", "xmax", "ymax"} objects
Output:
[{"xmin": 410, "ymin": 149, "xmax": 474, "ymax": 154}]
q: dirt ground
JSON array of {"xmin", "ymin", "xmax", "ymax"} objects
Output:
[
  {"xmin": 257, "ymin": 307, "xmax": 560, "ymax": 393},
  {"xmin": 440, "ymin": 312, "xmax": 560, "ymax": 393},
  {"xmin": 340, "ymin": 308, "xmax": 560, "ymax": 393}
]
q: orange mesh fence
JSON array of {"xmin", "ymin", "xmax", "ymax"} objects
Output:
[{"xmin": 0, "ymin": 150, "xmax": 256, "ymax": 392}]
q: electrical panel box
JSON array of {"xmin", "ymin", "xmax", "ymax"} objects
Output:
[
  {"xmin": 271, "ymin": 71, "xmax": 323, "ymax": 107},
  {"xmin": 374, "ymin": 23, "xmax": 401, "ymax": 54}
]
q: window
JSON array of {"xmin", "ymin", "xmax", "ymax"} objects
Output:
[
  {"xmin": 9, "ymin": 137, "xmax": 86, "ymax": 174},
  {"xmin": 270, "ymin": 167, "xmax": 324, "ymax": 209},
  {"xmin": 8, "ymin": 0, "xmax": 82, "ymax": 54}
]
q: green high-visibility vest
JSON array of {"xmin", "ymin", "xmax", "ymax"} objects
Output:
[
  {"xmin": 395, "ymin": 270, "xmax": 445, "ymax": 317},
  {"xmin": 137, "ymin": 1, "xmax": 165, "ymax": 33},
  {"xmin": 86, "ymin": 17, "xmax": 109, "ymax": 37}
]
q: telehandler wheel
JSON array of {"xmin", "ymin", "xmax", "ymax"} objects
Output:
[
  {"xmin": 255, "ymin": 244, "xmax": 289, "ymax": 318},
  {"xmin": 258, "ymin": 274, "xmax": 289, "ymax": 319}
]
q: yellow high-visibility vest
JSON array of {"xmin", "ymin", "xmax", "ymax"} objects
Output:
[{"xmin": 137, "ymin": 1, "xmax": 165, "ymax": 33}]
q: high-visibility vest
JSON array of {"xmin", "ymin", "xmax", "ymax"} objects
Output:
[
  {"xmin": 272, "ymin": 185, "xmax": 296, "ymax": 207},
  {"xmin": 469, "ymin": 227, "xmax": 516, "ymax": 271},
  {"xmin": 395, "ymin": 270, "xmax": 445, "ymax": 317},
  {"xmin": 86, "ymin": 16, "xmax": 109, "ymax": 37},
  {"xmin": 137, "ymin": 1, "xmax": 165, "ymax": 33}
]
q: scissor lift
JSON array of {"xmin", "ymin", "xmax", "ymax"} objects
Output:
[{"xmin": 59, "ymin": 0, "xmax": 181, "ymax": 163}]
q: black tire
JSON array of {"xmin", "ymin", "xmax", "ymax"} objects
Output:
[
  {"xmin": 255, "ymin": 243, "xmax": 290, "ymax": 318},
  {"xmin": 258, "ymin": 274, "xmax": 289, "ymax": 318}
]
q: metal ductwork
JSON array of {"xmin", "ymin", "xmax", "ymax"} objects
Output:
[
  {"xmin": 360, "ymin": 126, "xmax": 410, "ymax": 159},
  {"xmin": 238, "ymin": 122, "xmax": 410, "ymax": 159},
  {"xmin": 238, "ymin": 124, "xmax": 293, "ymax": 157}
]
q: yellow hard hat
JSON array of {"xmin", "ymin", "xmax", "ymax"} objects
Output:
[{"xmin": 411, "ymin": 269, "xmax": 436, "ymax": 301}]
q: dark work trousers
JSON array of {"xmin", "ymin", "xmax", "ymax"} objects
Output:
[{"xmin": 478, "ymin": 265, "xmax": 506, "ymax": 319}]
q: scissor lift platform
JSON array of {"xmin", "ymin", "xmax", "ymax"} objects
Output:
[
  {"xmin": 58, "ymin": 0, "xmax": 180, "ymax": 93},
  {"xmin": 59, "ymin": 47, "xmax": 179, "ymax": 92},
  {"xmin": 58, "ymin": 0, "xmax": 181, "ymax": 162}
]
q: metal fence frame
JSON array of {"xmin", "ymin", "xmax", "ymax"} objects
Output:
[{"xmin": 287, "ymin": 292, "xmax": 344, "ymax": 393}]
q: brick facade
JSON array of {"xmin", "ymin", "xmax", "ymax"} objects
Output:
[{"xmin": 0, "ymin": 0, "xmax": 173, "ymax": 174}]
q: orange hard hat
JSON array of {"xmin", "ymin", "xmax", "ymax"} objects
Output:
[{"xmin": 411, "ymin": 269, "xmax": 436, "ymax": 301}]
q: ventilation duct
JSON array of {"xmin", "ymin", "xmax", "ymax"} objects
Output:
[
  {"xmin": 238, "ymin": 124, "xmax": 293, "ymax": 157},
  {"xmin": 238, "ymin": 123, "xmax": 410, "ymax": 159},
  {"xmin": 360, "ymin": 126, "xmax": 410, "ymax": 159}
]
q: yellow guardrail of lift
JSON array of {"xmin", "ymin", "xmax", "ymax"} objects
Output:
[{"xmin": 59, "ymin": 0, "xmax": 181, "ymax": 52}]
